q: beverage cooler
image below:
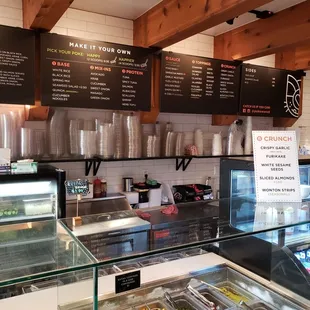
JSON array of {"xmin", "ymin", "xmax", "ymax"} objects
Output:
[
  {"xmin": 0, "ymin": 165, "xmax": 66, "ymax": 225},
  {"xmin": 218, "ymin": 156, "xmax": 310, "ymax": 300}
]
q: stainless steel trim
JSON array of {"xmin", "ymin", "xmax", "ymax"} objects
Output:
[{"xmin": 66, "ymin": 193, "xmax": 125, "ymax": 205}]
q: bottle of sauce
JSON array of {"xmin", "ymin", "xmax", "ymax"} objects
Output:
[
  {"xmin": 101, "ymin": 179, "xmax": 107, "ymax": 197},
  {"xmin": 93, "ymin": 177, "xmax": 101, "ymax": 198}
]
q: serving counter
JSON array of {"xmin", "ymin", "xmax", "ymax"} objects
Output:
[{"xmin": 0, "ymin": 199, "xmax": 310, "ymax": 310}]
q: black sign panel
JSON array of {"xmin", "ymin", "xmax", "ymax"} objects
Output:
[
  {"xmin": 115, "ymin": 270, "xmax": 140, "ymax": 294},
  {"xmin": 0, "ymin": 25, "xmax": 35, "ymax": 105},
  {"xmin": 240, "ymin": 64, "xmax": 304, "ymax": 118},
  {"xmin": 65, "ymin": 179, "xmax": 89, "ymax": 196},
  {"xmin": 160, "ymin": 51, "xmax": 241, "ymax": 114},
  {"xmin": 40, "ymin": 33, "xmax": 152, "ymax": 111}
]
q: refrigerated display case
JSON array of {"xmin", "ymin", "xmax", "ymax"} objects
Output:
[
  {"xmin": 1, "ymin": 208, "xmax": 310, "ymax": 310},
  {"xmin": 0, "ymin": 165, "xmax": 66, "ymax": 224},
  {"xmin": 0, "ymin": 219, "xmax": 96, "ymax": 310},
  {"xmin": 218, "ymin": 157, "xmax": 310, "ymax": 301}
]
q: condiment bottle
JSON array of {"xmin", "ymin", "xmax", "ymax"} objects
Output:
[
  {"xmin": 101, "ymin": 179, "xmax": 107, "ymax": 197},
  {"xmin": 93, "ymin": 177, "xmax": 101, "ymax": 198}
]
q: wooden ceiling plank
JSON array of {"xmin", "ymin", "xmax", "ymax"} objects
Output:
[
  {"xmin": 134, "ymin": 0, "xmax": 272, "ymax": 48},
  {"xmin": 23, "ymin": 0, "xmax": 72, "ymax": 31},
  {"xmin": 216, "ymin": 0, "xmax": 310, "ymax": 61}
]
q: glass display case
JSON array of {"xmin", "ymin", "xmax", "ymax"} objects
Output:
[
  {"xmin": 0, "ymin": 165, "xmax": 66, "ymax": 224},
  {"xmin": 219, "ymin": 156, "xmax": 310, "ymax": 230},
  {"xmin": 218, "ymin": 157, "xmax": 310, "ymax": 301},
  {"xmin": 1, "ymin": 205, "xmax": 310, "ymax": 310},
  {"xmin": 0, "ymin": 219, "xmax": 96, "ymax": 310}
]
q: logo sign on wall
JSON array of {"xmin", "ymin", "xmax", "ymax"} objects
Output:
[
  {"xmin": 284, "ymin": 74, "xmax": 301, "ymax": 118},
  {"xmin": 252, "ymin": 131, "xmax": 301, "ymax": 203}
]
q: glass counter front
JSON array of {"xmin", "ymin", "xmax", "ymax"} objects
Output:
[{"xmin": 0, "ymin": 201, "xmax": 310, "ymax": 310}]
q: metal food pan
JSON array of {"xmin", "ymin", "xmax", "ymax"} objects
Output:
[
  {"xmin": 197, "ymin": 288, "xmax": 236, "ymax": 310},
  {"xmin": 138, "ymin": 257, "xmax": 165, "ymax": 267},
  {"xmin": 134, "ymin": 300, "xmax": 172, "ymax": 310},
  {"xmin": 100, "ymin": 265, "xmax": 120, "ymax": 275},
  {"xmin": 215, "ymin": 281, "xmax": 255, "ymax": 304},
  {"xmin": 194, "ymin": 265, "xmax": 304, "ymax": 310},
  {"xmin": 169, "ymin": 292, "xmax": 205, "ymax": 310},
  {"xmin": 75, "ymin": 269, "xmax": 106, "ymax": 281},
  {"xmin": 22, "ymin": 279, "xmax": 64, "ymax": 294},
  {"xmin": 116, "ymin": 262, "xmax": 141, "ymax": 272},
  {"xmin": 182, "ymin": 248, "xmax": 207, "ymax": 257},
  {"xmin": 162, "ymin": 253, "xmax": 185, "ymax": 261},
  {"xmin": 248, "ymin": 301, "xmax": 277, "ymax": 310}
]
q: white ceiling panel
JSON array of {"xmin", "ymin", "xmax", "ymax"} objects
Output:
[{"xmin": 71, "ymin": 0, "xmax": 162, "ymax": 20}]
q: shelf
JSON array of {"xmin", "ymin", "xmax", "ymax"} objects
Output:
[
  {"xmin": 34, "ymin": 154, "xmax": 254, "ymax": 175},
  {"xmin": 0, "ymin": 220, "xmax": 96, "ymax": 287},
  {"xmin": 0, "ymin": 213, "xmax": 55, "ymax": 224}
]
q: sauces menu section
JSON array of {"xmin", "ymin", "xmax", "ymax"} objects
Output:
[
  {"xmin": 160, "ymin": 51, "xmax": 241, "ymax": 114},
  {"xmin": 40, "ymin": 33, "xmax": 152, "ymax": 111},
  {"xmin": 240, "ymin": 64, "xmax": 304, "ymax": 118},
  {"xmin": 0, "ymin": 25, "xmax": 35, "ymax": 105}
]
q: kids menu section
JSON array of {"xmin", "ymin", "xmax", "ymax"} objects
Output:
[
  {"xmin": 160, "ymin": 51, "xmax": 241, "ymax": 115},
  {"xmin": 40, "ymin": 33, "xmax": 152, "ymax": 111},
  {"xmin": 0, "ymin": 25, "xmax": 35, "ymax": 105}
]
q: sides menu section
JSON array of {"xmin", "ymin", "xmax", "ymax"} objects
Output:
[
  {"xmin": 0, "ymin": 25, "xmax": 35, "ymax": 105},
  {"xmin": 240, "ymin": 64, "xmax": 304, "ymax": 118},
  {"xmin": 160, "ymin": 51, "xmax": 241, "ymax": 114},
  {"xmin": 40, "ymin": 33, "xmax": 152, "ymax": 111}
]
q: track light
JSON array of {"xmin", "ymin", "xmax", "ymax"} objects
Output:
[
  {"xmin": 226, "ymin": 18, "xmax": 235, "ymax": 25},
  {"xmin": 249, "ymin": 10, "xmax": 274, "ymax": 19}
]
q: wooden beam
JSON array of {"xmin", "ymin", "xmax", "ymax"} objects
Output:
[
  {"xmin": 295, "ymin": 43, "xmax": 310, "ymax": 71},
  {"xmin": 134, "ymin": 0, "xmax": 272, "ymax": 48},
  {"xmin": 140, "ymin": 55, "xmax": 161, "ymax": 124},
  {"xmin": 23, "ymin": 0, "xmax": 72, "ymax": 30},
  {"xmin": 215, "ymin": 0, "xmax": 310, "ymax": 61}
]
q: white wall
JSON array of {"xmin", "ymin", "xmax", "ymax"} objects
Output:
[{"xmin": 0, "ymin": 0, "xmax": 309, "ymax": 195}]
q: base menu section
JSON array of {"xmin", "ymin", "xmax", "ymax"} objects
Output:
[
  {"xmin": 160, "ymin": 51, "xmax": 241, "ymax": 114},
  {"xmin": 0, "ymin": 25, "xmax": 35, "ymax": 105},
  {"xmin": 40, "ymin": 33, "xmax": 152, "ymax": 111},
  {"xmin": 240, "ymin": 64, "xmax": 305, "ymax": 118}
]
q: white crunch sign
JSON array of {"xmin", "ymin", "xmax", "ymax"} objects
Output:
[{"xmin": 252, "ymin": 131, "xmax": 301, "ymax": 202}]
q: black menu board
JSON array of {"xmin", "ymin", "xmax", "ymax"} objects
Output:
[
  {"xmin": 0, "ymin": 25, "xmax": 35, "ymax": 105},
  {"xmin": 40, "ymin": 33, "xmax": 152, "ymax": 111},
  {"xmin": 240, "ymin": 64, "xmax": 304, "ymax": 118},
  {"xmin": 160, "ymin": 51, "xmax": 241, "ymax": 114}
]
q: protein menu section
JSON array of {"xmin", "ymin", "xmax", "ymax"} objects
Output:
[
  {"xmin": 40, "ymin": 33, "xmax": 152, "ymax": 111},
  {"xmin": 240, "ymin": 64, "xmax": 305, "ymax": 118},
  {"xmin": 0, "ymin": 25, "xmax": 35, "ymax": 105},
  {"xmin": 160, "ymin": 51, "xmax": 241, "ymax": 114}
]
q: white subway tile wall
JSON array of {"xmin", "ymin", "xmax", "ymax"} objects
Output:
[{"xmin": 0, "ymin": 2, "xmax": 309, "ymax": 194}]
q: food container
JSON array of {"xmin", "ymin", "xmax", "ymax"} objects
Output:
[
  {"xmin": 138, "ymin": 257, "xmax": 165, "ymax": 267},
  {"xmin": 100, "ymin": 266, "xmax": 120, "ymax": 275},
  {"xmin": 134, "ymin": 300, "xmax": 171, "ymax": 310},
  {"xmin": 249, "ymin": 301, "xmax": 277, "ymax": 310},
  {"xmin": 169, "ymin": 293, "xmax": 204, "ymax": 310},
  {"xmin": 215, "ymin": 282, "xmax": 254, "ymax": 304},
  {"xmin": 22, "ymin": 279, "xmax": 63, "ymax": 294},
  {"xmin": 162, "ymin": 253, "xmax": 185, "ymax": 261},
  {"xmin": 116, "ymin": 262, "xmax": 141, "ymax": 272},
  {"xmin": 197, "ymin": 287, "xmax": 235, "ymax": 309},
  {"xmin": 183, "ymin": 248, "xmax": 207, "ymax": 257},
  {"xmin": 75, "ymin": 269, "xmax": 106, "ymax": 281}
]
